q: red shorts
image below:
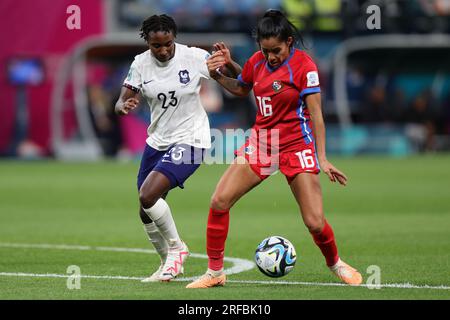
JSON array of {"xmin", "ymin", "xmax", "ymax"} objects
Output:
[{"xmin": 235, "ymin": 140, "xmax": 320, "ymax": 184}]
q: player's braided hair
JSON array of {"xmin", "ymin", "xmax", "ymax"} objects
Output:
[
  {"xmin": 254, "ymin": 9, "xmax": 306, "ymax": 49},
  {"xmin": 140, "ymin": 14, "xmax": 178, "ymax": 42}
]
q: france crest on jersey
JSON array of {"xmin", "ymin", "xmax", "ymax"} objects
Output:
[{"xmin": 179, "ymin": 70, "xmax": 190, "ymax": 84}]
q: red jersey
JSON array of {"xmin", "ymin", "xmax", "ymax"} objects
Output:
[{"xmin": 238, "ymin": 48, "xmax": 321, "ymax": 152}]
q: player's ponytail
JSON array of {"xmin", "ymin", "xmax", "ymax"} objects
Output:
[{"xmin": 254, "ymin": 9, "xmax": 306, "ymax": 49}]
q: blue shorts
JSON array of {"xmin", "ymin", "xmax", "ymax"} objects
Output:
[{"xmin": 137, "ymin": 143, "xmax": 205, "ymax": 190}]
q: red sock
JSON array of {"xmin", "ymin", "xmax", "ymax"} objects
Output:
[
  {"xmin": 311, "ymin": 220, "xmax": 339, "ymax": 267},
  {"xmin": 206, "ymin": 208, "xmax": 229, "ymax": 271}
]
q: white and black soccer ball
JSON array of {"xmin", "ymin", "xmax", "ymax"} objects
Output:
[{"xmin": 254, "ymin": 236, "xmax": 297, "ymax": 278}]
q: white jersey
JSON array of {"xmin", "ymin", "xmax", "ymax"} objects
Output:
[{"xmin": 123, "ymin": 43, "xmax": 212, "ymax": 150}]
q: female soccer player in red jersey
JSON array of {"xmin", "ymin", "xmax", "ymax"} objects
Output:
[{"xmin": 187, "ymin": 9, "xmax": 362, "ymax": 288}]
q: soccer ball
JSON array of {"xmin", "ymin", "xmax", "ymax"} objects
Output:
[{"xmin": 254, "ymin": 236, "xmax": 297, "ymax": 278}]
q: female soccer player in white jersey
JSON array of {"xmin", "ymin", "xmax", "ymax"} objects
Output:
[{"xmin": 115, "ymin": 14, "xmax": 241, "ymax": 282}]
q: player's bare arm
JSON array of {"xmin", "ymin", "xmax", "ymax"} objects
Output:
[
  {"xmin": 115, "ymin": 86, "xmax": 140, "ymax": 115},
  {"xmin": 212, "ymin": 42, "xmax": 242, "ymax": 78},
  {"xmin": 306, "ymin": 93, "xmax": 347, "ymax": 186},
  {"xmin": 207, "ymin": 52, "xmax": 250, "ymax": 97}
]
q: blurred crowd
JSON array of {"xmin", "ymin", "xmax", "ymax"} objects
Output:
[
  {"xmin": 4, "ymin": 0, "xmax": 450, "ymax": 158},
  {"xmin": 83, "ymin": 0, "xmax": 450, "ymax": 157},
  {"xmin": 118, "ymin": 0, "xmax": 450, "ymax": 34},
  {"xmin": 348, "ymin": 72, "xmax": 450, "ymax": 152},
  {"xmin": 85, "ymin": 60, "xmax": 450, "ymax": 157}
]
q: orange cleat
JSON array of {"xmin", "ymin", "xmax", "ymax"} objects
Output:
[
  {"xmin": 186, "ymin": 272, "xmax": 226, "ymax": 289},
  {"xmin": 329, "ymin": 259, "xmax": 363, "ymax": 285}
]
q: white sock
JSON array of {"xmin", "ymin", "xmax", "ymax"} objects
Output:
[
  {"xmin": 329, "ymin": 258, "xmax": 344, "ymax": 270},
  {"xmin": 143, "ymin": 222, "xmax": 168, "ymax": 263},
  {"xmin": 207, "ymin": 268, "xmax": 224, "ymax": 277},
  {"xmin": 142, "ymin": 198, "xmax": 183, "ymax": 250}
]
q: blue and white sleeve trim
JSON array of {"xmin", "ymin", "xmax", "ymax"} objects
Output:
[
  {"xmin": 300, "ymin": 87, "xmax": 321, "ymax": 99},
  {"xmin": 237, "ymin": 74, "xmax": 252, "ymax": 87}
]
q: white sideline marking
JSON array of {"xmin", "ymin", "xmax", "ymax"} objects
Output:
[
  {"xmin": 0, "ymin": 272, "xmax": 449, "ymax": 290},
  {"xmin": 0, "ymin": 242, "xmax": 449, "ymax": 290},
  {"xmin": 0, "ymin": 242, "xmax": 255, "ymax": 277},
  {"xmin": 223, "ymin": 279, "xmax": 450, "ymax": 290},
  {"xmin": 0, "ymin": 272, "xmax": 143, "ymax": 281}
]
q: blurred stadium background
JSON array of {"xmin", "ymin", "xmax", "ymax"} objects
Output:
[{"xmin": 1, "ymin": 0, "xmax": 450, "ymax": 160}]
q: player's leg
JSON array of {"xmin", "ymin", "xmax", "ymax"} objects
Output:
[
  {"xmin": 208, "ymin": 157, "xmax": 262, "ymax": 269},
  {"xmin": 142, "ymin": 144, "xmax": 204, "ymax": 281},
  {"xmin": 186, "ymin": 157, "xmax": 263, "ymax": 288},
  {"xmin": 139, "ymin": 190, "xmax": 168, "ymax": 261},
  {"xmin": 139, "ymin": 207, "xmax": 168, "ymax": 282},
  {"xmin": 289, "ymin": 173, "xmax": 362, "ymax": 285},
  {"xmin": 140, "ymin": 171, "xmax": 184, "ymax": 282},
  {"xmin": 140, "ymin": 170, "xmax": 187, "ymax": 256},
  {"xmin": 137, "ymin": 145, "xmax": 170, "ymax": 282}
]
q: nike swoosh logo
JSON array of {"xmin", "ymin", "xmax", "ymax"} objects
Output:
[{"xmin": 144, "ymin": 80, "xmax": 154, "ymax": 84}]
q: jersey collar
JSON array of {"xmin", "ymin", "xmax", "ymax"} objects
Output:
[
  {"xmin": 265, "ymin": 47, "xmax": 295, "ymax": 73},
  {"xmin": 151, "ymin": 43, "xmax": 177, "ymax": 67}
]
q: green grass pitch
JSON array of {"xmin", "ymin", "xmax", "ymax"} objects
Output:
[{"xmin": 0, "ymin": 155, "xmax": 449, "ymax": 300}]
